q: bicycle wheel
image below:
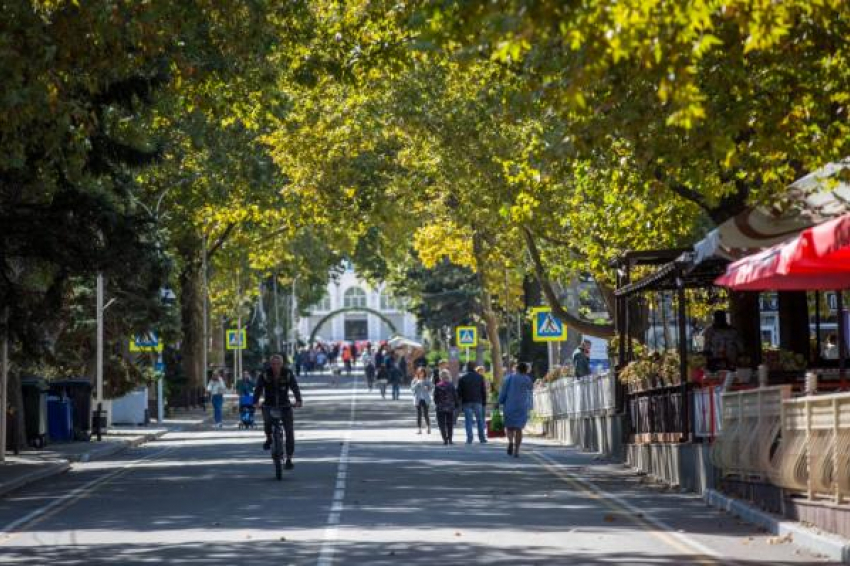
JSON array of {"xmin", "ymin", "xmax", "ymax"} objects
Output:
[
  {"xmin": 272, "ymin": 425, "xmax": 284, "ymax": 480},
  {"xmin": 274, "ymin": 456, "xmax": 282, "ymax": 480}
]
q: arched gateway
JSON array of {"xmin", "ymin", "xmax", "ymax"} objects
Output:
[{"xmin": 307, "ymin": 306, "xmax": 398, "ymax": 345}]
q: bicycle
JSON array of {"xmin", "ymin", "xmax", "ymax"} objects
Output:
[{"xmin": 266, "ymin": 406, "xmax": 286, "ymax": 480}]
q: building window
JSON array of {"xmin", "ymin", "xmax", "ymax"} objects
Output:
[
  {"xmin": 344, "ymin": 287, "xmax": 367, "ymax": 308},
  {"xmin": 380, "ymin": 292, "xmax": 405, "ymax": 311},
  {"xmin": 311, "ymin": 294, "xmax": 331, "ymax": 312}
]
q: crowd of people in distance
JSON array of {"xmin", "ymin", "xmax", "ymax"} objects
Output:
[{"xmin": 204, "ymin": 341, "xmax": 536, "ymax": 459}]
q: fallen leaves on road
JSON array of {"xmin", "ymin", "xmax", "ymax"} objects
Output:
[
  {"xmin": 603, "ymin": 514, "xmax": 616, "ymax": 522},
  {"xmin": 767, "ymin": 534, "xmax": 793, "ymax": 545}
]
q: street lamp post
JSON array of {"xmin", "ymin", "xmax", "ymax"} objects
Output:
[
  {"xmin": 94, "ymin": 273, "xmax": 116, "ymax": 441},
  {"xmin": 95, "ymin": 274, "xmax": 105, "ymax": 441}
]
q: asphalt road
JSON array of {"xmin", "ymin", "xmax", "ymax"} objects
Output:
[{"xmin": 0, "ymin": 372, "xmax": 836, "ymax": 565}]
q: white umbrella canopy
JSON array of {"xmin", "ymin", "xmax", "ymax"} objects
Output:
[
  {"xmin": 692, "ymin": 159, "xmax": 850, "ymax": 264},
  {"xmin": 387, "ymin": 336, "xmax": 423, "ymax": 351}
]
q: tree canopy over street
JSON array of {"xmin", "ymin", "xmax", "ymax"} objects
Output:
[{"xmin": 2, "ymin": 0, "xmax": 849, "ymax": 397}]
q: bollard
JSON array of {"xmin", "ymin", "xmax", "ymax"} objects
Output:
[{"xmin": 758, "ymin": 364, "xmax": 769, "ymax": 388}]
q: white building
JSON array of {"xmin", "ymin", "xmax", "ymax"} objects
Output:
[{"xmin": 296, "ymin": 267, "xmax": 419, "ymax": 344}]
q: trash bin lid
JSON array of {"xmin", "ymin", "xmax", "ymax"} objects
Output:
[
  {"xmin": 22, "ymin": 377, "xmax": 50, "ymax": 390},
  {"xmin": 49, "ymin": 379, "xmax": 93, "ymax": 390}
]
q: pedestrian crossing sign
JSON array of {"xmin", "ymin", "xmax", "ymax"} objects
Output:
[
  {"xmin": 130, "ymin": 332, "xmax": 163, "ymax": 353},
  {"xmin": 532, "ymin": 307, "xmax": 568, "ymax": 342},
  {"xmin": 226, "ymin": 329, "xmax": 247, "ymax": 350},
  {"xmin": 456, "ymin": 326, "xmax": 478, "ymax": 348}
]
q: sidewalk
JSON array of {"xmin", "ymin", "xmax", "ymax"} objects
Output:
[
  {"xmin": 526, "ymin": 435, "xmax": 850, "ymax": 564},
  {"xmin": 0, "ymin": 410, "xmax": 209, "ymax": 499}
]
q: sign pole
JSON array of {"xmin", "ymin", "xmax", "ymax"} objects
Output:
[
  {"xmin": 465, "ymin": 347, "xmax": 469, "ymax": 364},
  {"xmin": 1, "ymin": 307, "xmax": 9, "ymax": 463},
  {"xmin": 157, "ymin": 353, "xmax": 164, "ymax": 424}
]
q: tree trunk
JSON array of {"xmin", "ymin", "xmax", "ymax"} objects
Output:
[
  {"xmin": 479, "ymin": 293, "xmax": 503, "ymax": 384},
  {"xmin": 178, "ymin": 254, "xmax": 205, "ymax": 392},
  {"xmin": 472, "ymin": 234, "xmax": 504, "ymax": 386},
  {"xmin": 8, "ymin": 368, "xmax": 25, "ymax": 451},
  {"xmin": 519, "ymin": 276, "xmax": 550, "ymax": 377},
  {"xmin": 522, "ymin": 227, "xmax": 615, "ymax": 338}
]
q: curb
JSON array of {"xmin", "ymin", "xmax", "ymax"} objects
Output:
[
  {"xmin": 0, "ymin": 422, "xmax": 208, "ymax": 499},
  {"xmin": 0, "ymin": 461, "xmax": 71, "ymax": 499},
  {"xmin": 0, "ymin": 430, "xmax": 169, "ymax": 497},
  {"xmin": 704, "ymin": 488, "xmax": 850, "ymax": 564}
]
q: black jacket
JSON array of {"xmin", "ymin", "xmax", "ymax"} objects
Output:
[
  {"xmin": 457, "ymin": 370, "xmax": 487, "ymax": 406},
  {"xmin": 433, "ymin": 382, "xmax": 460, "ymax": 413},
  {"xmin": 253, "ymin": 367, "xmax": 302, "ymax": 408}
]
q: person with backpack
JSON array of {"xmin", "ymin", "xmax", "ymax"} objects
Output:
[{"xmin": 433, "ymin": 369, "xmax": 460, "ymax": 445}]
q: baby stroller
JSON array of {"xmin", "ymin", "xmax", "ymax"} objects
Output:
[{"xmin": 238, "ymin": 393, "xmax": 256, "ymax": 429}]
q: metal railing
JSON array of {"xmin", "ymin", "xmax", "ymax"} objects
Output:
[
  {"xmin": 627, "ymin": 384, "xmax": 689, "ymax": 442},
  {"xmin": 774, "ymin": 391, "xmax": 850, "ymax": 502},
  {"xmin": 533, "ymin": 373, "xmax": 616, "ymax": 420},
  {"xmin": 711, "ymin": 385, "xmax": 790, "ymax": 477}
]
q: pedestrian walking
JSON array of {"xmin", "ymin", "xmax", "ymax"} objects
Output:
[
  {"xmin": 362, "ymin": 349, "xmax": 376, "ymax": 390},
  {"xmin": 398, "ymin": 354, "xmax": 408, "ymax": 384},
  {"xmin": 207, "ymin": 371, "xmax": 227, "ymax": 428},
  {"xmin": 457, "ymin": 361, "xmax": 488, "ymax": 444},
  {"xmin": 433, "ymin": 369, "xmax": 460, "ymax": 445},
  {"xmin": 498, "ymin": 361, "xmax": 534, "ymax": 457},
  {"xmin": 342, "ymin": 345, "xmax": 353, "ymax": 375},
  {"xmin": 411, "ymin": 367, "xmax": 433, "ymax": 435},
  {"xmin": 376, "ymin": 363, "xmax": 389, "ymax": 399},
  {"xmin": 388, "ymin": 358, "xmax": 402, "ymax": 400}
]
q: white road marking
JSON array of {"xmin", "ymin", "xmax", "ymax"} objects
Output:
[
  {"xmin": 0, "ymin": 446, "xmax": 171, "ymax": 540},
  {"xmin": 317, "ymin": 376, "xmax": 357, "ymax": 566}
]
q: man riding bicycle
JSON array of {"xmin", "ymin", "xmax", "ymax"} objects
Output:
[{"xmin": 253, "ymin": 353, "xmax": 302, "ymax": 470}]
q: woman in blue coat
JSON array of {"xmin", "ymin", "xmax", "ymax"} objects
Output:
[{"xmin": 498, "ymin": 361, "xmax": 533, "ymax": 457}]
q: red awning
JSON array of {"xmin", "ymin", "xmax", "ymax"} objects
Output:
[
  {"xmin": 787, "ymin": 213, "xmax": 850, "ymax": 272},
  {"xmin": 715, "ymin": 214, "xmax": 850, "ymax": 290}
]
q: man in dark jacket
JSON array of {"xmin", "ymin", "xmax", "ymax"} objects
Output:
[
  {"xmin": 457, "ymin": 361, "xmax": 488, "ymax": 444},
  {"xmin": 253, "ymin": 354, "xmax": 302, "ymax": 469}
]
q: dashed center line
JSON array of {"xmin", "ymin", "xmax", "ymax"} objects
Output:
[{"xmin": 317, "ymin": 376, "xmax": 357, "ymax": 566}]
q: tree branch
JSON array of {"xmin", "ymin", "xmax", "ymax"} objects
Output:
[
  {"xmin": 205, "ymin": 223, "xmax": 236, "ymax": 260},
  {"xmin": 522, "ymin": 226, "xmax": 615, "ymax": 338}
]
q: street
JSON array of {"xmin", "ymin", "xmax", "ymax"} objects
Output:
[{"xmin": 0, "ymin": 372, "xmax": 835, "ymax": 565}]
